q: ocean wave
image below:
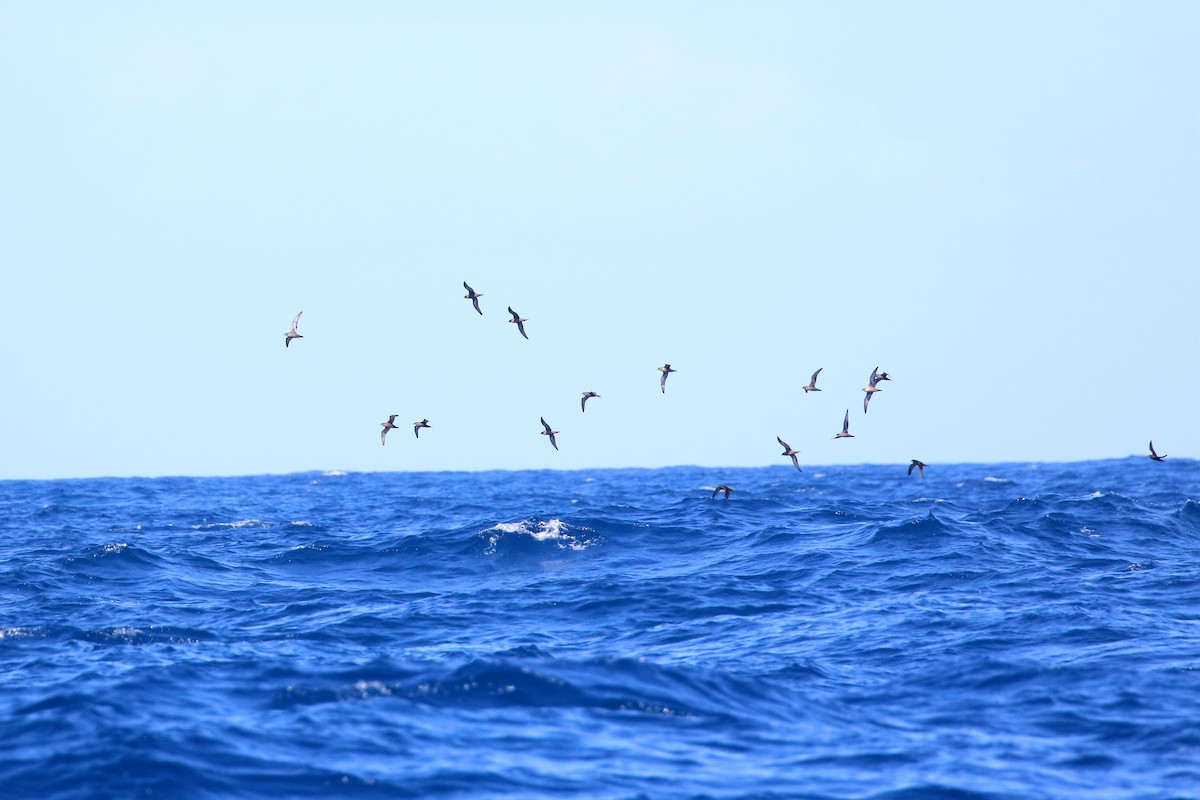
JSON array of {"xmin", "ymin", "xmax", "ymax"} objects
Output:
[
  {"xmin": 2, "ymin": 460, "xmax": 1198, "ymax": 800},
  {"xmin": 481, "ymin": 518, "xmax": 600, "ymax": 554}
]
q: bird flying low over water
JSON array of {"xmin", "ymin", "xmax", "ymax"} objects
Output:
[
  {"xmin": 803, "ymin": 368, "xmax": 823, "ymax": 393},
  {"xmin": 284, "ymin": 312, "xmax": 303, "ymax": 347},
  {"xmin": 777, "ymin": 436, "xmax": 802, "ymax": 471},
  {"xmin": 658, "ymin": 364, "xmax": 677, "ymax": 393},
  {"xmin": 863, "ymin": 366, "xmax": 883, "ymax": 413},
  {"xmin": 507, "ymin": 307, "xmax": 529, "ymax": 339},
  {"xmin": 581, "ymin": 391, "xmax": 600, "ymax": 412},
  {"xmin": 539, "ymin": 417, "xmax": 559, "ymax": 450},
  {"xmin": 712, "ymin": 484, "xmax": 733, "ymax": 499},
  {"xmin": 413, "ymin": 419, "xmax": 430, "ymax": 438},
  {"xmin": 463, "ymin": 282, "xmax": 483, "ymax": 315},
  {"xmin": 380, "ymin": 415, "xmax": 399, "ymax": 446},
  {"xmin": 908, "ymin": 459, "xmax": 927, "ymax": 478},
  {"xmin": 835, "ymin": 409, "xmax": 854, "ymax": 439},
  {"xmin": 1149, "ymin": 442, "xmax": 1166, "ymax": 462}
]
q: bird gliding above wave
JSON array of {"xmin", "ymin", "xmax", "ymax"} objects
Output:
[
  {"xmin": 540, "ymin": 417, "xmax": 559, "ymax": 450},
  {"xmin": 380, "ymin": 415, "xmax": 398, "ymax": 445},
  {"xmin": 777, "ymin": 436, "xmax": 802, "ymax": 471},
  {"xmin": 834, "ymin": 409, "xmax": 854, "ymax": 439},
  {"xmin": 863, "ymin": 366, "xmax": 883, "ymax": 413}
]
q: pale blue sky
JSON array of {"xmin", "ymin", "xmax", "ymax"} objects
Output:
[{"xmin": 2, "ymin": 3, "xmax": 1196, "ymax": 479}]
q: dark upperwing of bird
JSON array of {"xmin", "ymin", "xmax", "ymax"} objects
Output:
[
  {"xmin": 835, "ymin": 409, "xmax": 853, "ymax": 439},
  {"xmin": 540, "ymin": 416, "xmax": 559, "ymax": 450},
  {"xmin": 863, "ymin": 366, "xmax": 882, "ymax": 413},
  {"xmin": 1149, "ymin": 441, "xmax": 1166, "ymax": 461},
  {"xmin": 908, "ymin": 459, "xmax": 926, "ymax": 477},
  {"xmin": 414, "ymin": 419, "xmax": 430, "ymax": 438},
  {"xmin": 581, "ymin": 391, "xmax": 600, "ymax": 412},
  {"xmin": 777, "ymin": 436, "xmax": 802, "ymax": 471},
  {"xmin": 507, "ymin": 307, "xmax": 529, "ymax": 339},
  {"xmin": 463, "ymin": 282, "xmax": 483, "ymax": 315}
]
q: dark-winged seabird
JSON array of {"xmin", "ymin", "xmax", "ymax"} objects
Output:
[
  {"xmin": 834, "ymin": 409, "xmax": 854, "ymax": 439},
  {"xmin": 539, "ymin": 416, "xmax": 559, "ymax": 450},
  {"xmin": 414, "ymin": 419, "xmax": 430, "ymax": 438},
  {"xmin": 658, "ymin": 364, "xmax": 677, "ymax": 393},
  {"xmin": 380, "ymin": 414, "xmax": 398, "ymax": 446},
  {"xmin": 284, "ymin": 311, "xmax": 303, "ymax": 347},
  {"xmin": 463, "ymin": 282, "xmax": 483, "ymax": 315},
  {"xmin": 776, "ymin": 436, "xmax": 802, "ymax": 471},
  {"xmin": 581, "ymin": 391, "xmax": 600, "ymax": 412},
  {"xmin": 507, "ymin": 307, "xmax": 529, "ymax": 339},
  {"xmin": 712, "ymin": 484, "xmax": 733, "ymax": 499},
  {"xmin": 863, "ymin": 366, "xmax": 883, "ymax": 413},
  {"xmin": 1149, "ymin": 441, "xmax": 1167, "ymax": 462},
  {"xmin": 908, "ymin": 459, "xmax": 926, "ymax": 478},
  {"xmin": 803, "ymin": 368, "xmax": 823, "ymax": 393},
  {"xmin": 876, "ymin": 371, "xmax": 892, "ymax": 382}
]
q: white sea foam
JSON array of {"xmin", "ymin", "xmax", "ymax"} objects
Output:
[
  {"xmin": 190, "ymin": 519, "xmax": 272, "ymax": 531},
  {"xmin": 0, "ymin": 627, "xmax": 41, "ymax": 640},
  {"xmin": 100, "ymin": 543, "xmax": 129, "ymax": 554},
  {"xmin": 483, "ymin": 519, "xmax": 595, "ymax": 553}
]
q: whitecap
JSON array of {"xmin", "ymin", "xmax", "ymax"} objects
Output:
[
  {"xmin": 0, "ymin": 627, "xmax": 41, "ymax": 640},
  {"xmin": 983, "ymin": 476, "xmax": 1012, "ymax": 483},
  {"xmin": 190, "ymin": 519, "xmax": 272, "ymax": 531},
  {"xmin": 100, "ymin": 543, "xmax": 129, "ymax": 554},
  {"xmin": 482, "ymin": 519, "xmax": 596, "ymax": 553}
]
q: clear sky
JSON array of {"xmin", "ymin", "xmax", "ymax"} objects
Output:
[{"xmin": 2, "ymin": 2, "xmax": 1196, "ymax": 479}]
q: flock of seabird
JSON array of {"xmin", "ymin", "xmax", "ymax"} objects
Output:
[{"xmin": 284, "ymin": 290, "xmax": 1171, "ymax": 490}]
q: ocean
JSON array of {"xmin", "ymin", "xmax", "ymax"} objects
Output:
[{"xmin": 1, "ymin": 459, "xmax": 1197, "ymax": 800}]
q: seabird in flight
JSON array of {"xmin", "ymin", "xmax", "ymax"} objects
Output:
[
  {"xmin": 803, "ymin": 368, "xmax": 823, "ymax": 393},
  {"xmin": 777, "ymin": 436, "xmax": 802, "ymax": 471},
  {"xmin": 658, "ymin": 364, "xmax": 677, "ymax": 393},
  {"xmin": 908, "ymin": 459, "xmax": 926, "ymax": 478},
  {"xmin": 539, "ymin": 417, "xmax": 559, "ymax": 450},
  {"xmin": 463, "ymin": 282, "xmax": 483, "ymax": 315},
  {"xmin": 507, "ymin": 307, "xmax": 529, "ymax": 339},
  {"xmin": 581, "ymin": 391, "xmax": 600, "ymax": 412},
  {"xmin": 284, "ymin": 311, "xmax": 303, "ymax": 347},
  {"xmin": 834, "ymin": 409, "xmax": 854, "ymax": 439},
  {"xmin": 1148, "ymin": 442, "xmax": 1166, "ymax": 462},
  {"xmin": 863, "ymin": 366, "xmax": 883, "ymax": 413},
  {"xmin": 413, "ymin": 419, "xmax": 430, "ymax": 438},
  {"xmin": 380, "ymin": 414, "xmax": 398, "ymax": 446},
  {"xmin": 712, "ymin": 484, "xmax": 733, "ymax": 499}
]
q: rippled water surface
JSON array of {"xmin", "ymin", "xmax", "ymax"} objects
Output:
[{"xmin": 2, "ymin": 459, "xmax": 1198, "ymax": 799}]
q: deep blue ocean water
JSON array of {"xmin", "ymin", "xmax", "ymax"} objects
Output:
[{"xmin": 2, "ymin": 459, "xmax": 1198, "ymax": 800}]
